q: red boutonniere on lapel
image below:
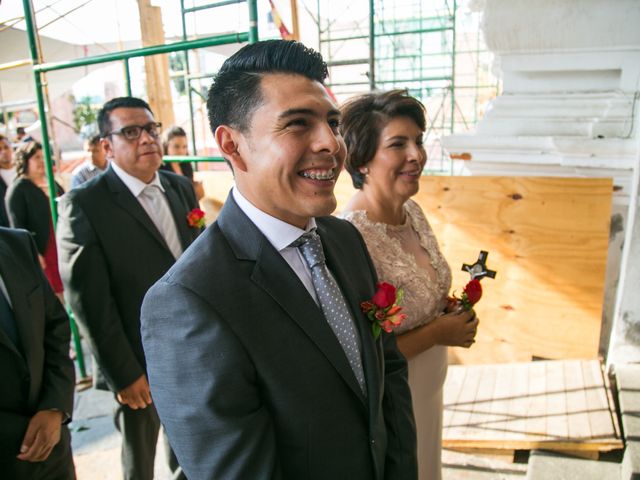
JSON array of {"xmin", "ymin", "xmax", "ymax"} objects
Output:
[
  {"xmin": 360, "ymin": 282, "xmax": 407, "ymax": 339},
  {"xmin": 187, "ymin": 208, "xmax": 205, "ymax": 228}
]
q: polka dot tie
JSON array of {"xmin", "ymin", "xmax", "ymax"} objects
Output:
[{"xmin": 291, "ymin": 231, "xmax": 366, "ymax": 394}]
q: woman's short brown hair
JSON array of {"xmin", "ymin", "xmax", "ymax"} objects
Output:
[
  {"xmin": 14, "ymin": 140, "xmax": 42, "ymax": 177},
  {"xmin": 340, "ymin": 90, "xmax": 426, "ymax": 189}
]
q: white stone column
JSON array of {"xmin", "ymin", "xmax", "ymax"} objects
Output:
[{"xmin": 443, "ymin": 0, "xmax": 640, "ymax": 360}]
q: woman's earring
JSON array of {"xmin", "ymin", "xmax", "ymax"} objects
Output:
[{"xmin": 361, "ymin": 167, "xmax": 369, "ymax": 175}]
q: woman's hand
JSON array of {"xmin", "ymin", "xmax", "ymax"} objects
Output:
[{"xmin": 432, "ymin": 309, "xmax": 479, "ymax": 348}]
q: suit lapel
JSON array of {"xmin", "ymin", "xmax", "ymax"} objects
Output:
[
  {"xmin": 318, "ymin": 222, "xmax": 381, "ymax": 415},
  {"xmin": 218, "ymin": 194, "xmax": 367, "ymax": 406},
  {"xmin": 160, "ymin": 174, "xmax": 193, "ymax": 250},
  {"xmin": 0, "ymin": 240, "xmax": 33, "ymax": 362},
  {"xmin": 105, "ymin": 168, "xmax": 172, "ymax": 254}
]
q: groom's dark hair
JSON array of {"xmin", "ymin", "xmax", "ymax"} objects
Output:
[{"xmin": 207, "ymin": 40, "xmax": 328, "ymax": 135}]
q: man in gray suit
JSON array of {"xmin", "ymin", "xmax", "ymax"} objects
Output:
[{"xmin": 141, "ymin": 40, "xmax": 417, "ymax": 479}]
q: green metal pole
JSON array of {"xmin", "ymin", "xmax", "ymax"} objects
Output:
[
  {"xmin": 163, "ymin": 155, "xmax": 226, "ymax": 163},
  {"xmin": 123, "ymin": 59, "xmax": 132, "ymax": 96},
  {"xmin": 34, "ymin": 32, "xmax": 249, "ymax": 73},
  {"xmin": 181, "ymin": 0, "xmax": 198, "ymax": 157},
  {"xmin": 21, "ymin": 0, "xmax": 88, "ymax": 380},
  {"xmin": 22, "ymin": 0, "xmax": 56, "ymax": 222},
  {"xmin": 450, "ymin": 0, "xmax": 457, "ymax": 135},
  {"xmin": 369, "ymin": 0, "xmax": 375, "ymax": 91},
  {"xmin": 248, "ymin": 0, "xmax": 259, "ymax": 43},
  {"xmin": 67, "ymin": 308, "xmax": 87, "ymax": 380}
]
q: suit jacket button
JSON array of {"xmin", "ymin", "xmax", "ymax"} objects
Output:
[{"xmin": 370, "ymin": 439, "xmax": 375, "ymax": 445}]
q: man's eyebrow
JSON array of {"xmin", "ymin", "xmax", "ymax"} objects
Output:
[{"xmin": 278, "ymin": 108, "xmax": 341, "ymax": 119}]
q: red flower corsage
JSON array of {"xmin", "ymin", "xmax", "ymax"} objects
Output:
[
  {"xmin": 187, "ymin": 208, "xmax": 205, "ymax": 228},
  {"xmin": 361, "ymin": 282, "xmax": 407, "ymax": 339}
]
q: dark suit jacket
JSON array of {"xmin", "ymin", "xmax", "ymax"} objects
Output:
[
  {"xmin": 0, "ymin": 227, "xmax": 74, "ymax": 463},
  {"xmin": 0, "ymin": 175, "xmax": 10, "ymax": 227},
  {"xmin": 141, "ymin": 193, "xmax": 418, "ymax": 480},
  {"xmin": 6, "ymin": 177, "xmax": 64, "ymax": 255},
  {"xmin": 56, "ymin": 167, "xmax": 201, "ymax": 392}
]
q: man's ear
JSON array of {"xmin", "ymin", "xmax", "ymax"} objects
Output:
[
  {"xmin": 101, "ymin": 138, "xmax": 114, "ymax": 160},
  {"xmin": 215, "ymin": 125, "xmax": 247, "ymax": 172}
]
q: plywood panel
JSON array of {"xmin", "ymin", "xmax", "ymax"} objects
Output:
[
  {"xmin": 413, "ymin": 176, "xmax": 612, "ymax": 364},
  {"xmin": 198, "ymin": 172, "xmax": 613, "ymax": 364},
  {"xmin": 443, "ymin": 360, "xmax": 622, "ymax": 452}
]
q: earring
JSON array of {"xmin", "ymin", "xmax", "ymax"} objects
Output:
[{"xmin": 361, "ymin": 167, "xmax": 369, "ymax": 175}]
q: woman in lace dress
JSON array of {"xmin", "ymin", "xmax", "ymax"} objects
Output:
[{"xmin": 340, "ymin": 90, "xmax": 479, "ymax": 480}]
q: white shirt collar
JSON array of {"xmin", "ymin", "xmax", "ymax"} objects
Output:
[
  {"xmin": 232, "ymin": 187, "xmax": 316, "ymax": 252},
  {"xmin": 111, "ymin": 161, "xmax": 164, "ymax": 197}
]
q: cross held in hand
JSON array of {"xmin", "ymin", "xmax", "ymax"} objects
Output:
[{"xmin": 462, "ymin": 250, "xmax": 497, "ymax": 281}]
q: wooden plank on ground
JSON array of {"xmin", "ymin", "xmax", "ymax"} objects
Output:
[{"xmin": 443, "ymin": 359, "xmax": 622, "ymax": 452}]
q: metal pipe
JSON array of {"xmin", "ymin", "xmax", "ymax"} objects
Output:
[
  {"xmin": 248, "ymin": 0, "xmax": 259, "ymax": 43},
  {"xmin": 0, "ymin": 58, "xmax": 32, "ymax": 71},
  {"xmin": 181, "ymin": 0, "xmax": 198, "ymax": 157},
  {"xmin": 450, "ymin": 0, "xmax": 457, "ymax": 135},
  {"xmin": 34, "ymin": 32, "xmax": 249, "ymax": 73},
  {"xmin": 183, "ymin": 0, "xmax": 245, "ymax": 13},
  {"xmin": 123, "ymin": 59, "xmax": 132, "ymax": 96},
  {"xmin": 368, "ymin": 0, "xmax": 375, "ymax": 91},
  {"xmin": 22, "ymin": 0, "xmax": 57, "ymax": 223},
  {"xmin": 163, "ymin": 155, "xmax": 226, "ymax": 163},
  {"xmin": 22, "ymin": 0, "xmax": 88, "ymax": 379}
]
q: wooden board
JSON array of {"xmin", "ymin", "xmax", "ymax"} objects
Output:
[
  {"xmin": 442, "ymin": 360, "xmax": 622, "ymax": 452},
  {"xmin": 198, "ymin": 173, "xmax": 613, "ymax": 364}
]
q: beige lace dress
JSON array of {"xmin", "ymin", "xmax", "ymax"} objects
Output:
[{"xmin": 342, "ymin": 199, "xmax": 452, "ymax": 480}]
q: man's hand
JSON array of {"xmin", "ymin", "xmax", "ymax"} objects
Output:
[
  {"xmin": 117, "ymin": 374, "xmax": 153, "ymax": 409},
  {"xmin": 17, "ymin": 410, "xmax": 63, "ymax": 462}
]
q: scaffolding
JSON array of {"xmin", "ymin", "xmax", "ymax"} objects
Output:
[
  {"xmin": 316, "ymin": 0, "xmax": 501, "ymax": 172},
  {"xmin": 13, "ymin": 0, "xmax": 258, "ymax": 380}
]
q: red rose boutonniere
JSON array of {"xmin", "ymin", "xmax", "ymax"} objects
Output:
[
  {"xmin": 187, "ymin": 208, "xmax": 205, "ymax": 228},
  {"xmin": 361, "ymin": 282, "xmax": 407, "ymax": 339},
  {"xmin": 447, "ymin": 279, "xmax": 482, "ymax": 312}
]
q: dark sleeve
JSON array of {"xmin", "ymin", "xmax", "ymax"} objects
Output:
[
  {"xmin": 141, "ymin": 279, "xmax": 280, "ymax": 480},
  {"xmin": 56, "ymin": 193, "xmax": 145, "ymax": 391},
  {"xmin": 180, "ymin": 162, "xmax": 195, "ymax": 181},
  {"xmin": 22, "ymin": 233, "xmax": 76, "ymax": 417},
  {"xmin": 7, "ymin": 182, "xmax": 46, "ymax": 255},
  {"xmin": 355, "ymin": 228, "xmax": 418, "ymax": 479}
]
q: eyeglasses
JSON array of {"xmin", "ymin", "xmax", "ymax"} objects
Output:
[{"xmin": 105, "ymin": 122, "xmax": 162, "ymax": 141}]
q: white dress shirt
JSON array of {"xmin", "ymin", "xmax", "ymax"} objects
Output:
[
  {"xmin": 0, "ymin": 167, "xmax": 16, "ymax": 187},
  {"xmin": 111, "ymin": 162, "xmax": 183, "ymax": 258},
  {"xmin": 232, "ymin": 187, "xmax": 320, "ymax": 304}
]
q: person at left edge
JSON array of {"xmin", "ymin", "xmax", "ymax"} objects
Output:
[
  {"xmin": 56, "ymin": 97, "xmax": 202, "ymax": 480},
  {"xmin": 0, "ymin": 226, "xmax": 75, "ymax": 479}
]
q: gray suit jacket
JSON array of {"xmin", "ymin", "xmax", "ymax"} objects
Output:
[{"xmin": 141, "ymin": 193, "xmax": 417, "ymax": 480}]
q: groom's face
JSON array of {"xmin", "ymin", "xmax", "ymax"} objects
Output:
[{"xmin": 234, "ymin": 73, "xmax": 346, "ymax": 228}]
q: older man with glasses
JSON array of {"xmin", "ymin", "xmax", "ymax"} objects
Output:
[{"xmin": 56, "ymin": 97, "xmax": 202, "ymax": 480}]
